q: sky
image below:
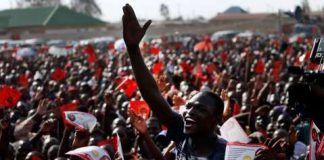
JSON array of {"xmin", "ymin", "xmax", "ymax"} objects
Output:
[{"xmin": 1, "ymin": 0, "xmax": 324, "ymax": 22}]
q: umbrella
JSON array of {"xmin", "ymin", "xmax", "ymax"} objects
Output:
[
  {"xmin": 17, "ymin": 48, "xmax": 37, "ymax": 57},
  {"xmin": 194, "ymin": 41, "xmax": 213, "ymax": 52},
  {"xmin": 114, "ymin": 39, "xmax": 126, "ymax": 52},
  {"xmin": 48, "ymin": 46, "xmax": 68, "ymax": 57}
]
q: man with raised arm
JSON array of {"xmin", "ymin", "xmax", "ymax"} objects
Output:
[{"xmin": 122, "ymin": 4, "xmax": 226, "ymax": 159}]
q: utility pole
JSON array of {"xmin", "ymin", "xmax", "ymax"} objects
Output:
[{"xmin": 278, "ymin": 9, "xmax": 282, "ymax": 34}]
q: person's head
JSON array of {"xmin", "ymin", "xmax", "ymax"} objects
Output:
[
  {"xmin": 100, "ymin": 144, "xmax": 115, "ymax": 159},
  {"xmin": 25, "ymin": 151, "xmax": 44, "ymax": 160},
  {"xmin": 146, "ymin": 117, "xmax": 161, "ymax": 138},
  {"xmin": 47, "ymin": 145, "xmax": 59, "ymax": 160},
  {"xmin": 249, "ymin": 131, "xmax": 266, "ymax": 144},
  {"xmin": 15, "ymin": 140, "xmax": 33, "ymax": 160},
  {"xmin": 42, "ymin": 137, "xmax": 59, "ymax": 155},
  {"xmin": 266, "ymin": 122, "xmax": 276, "ymax": 137},
  {"xmin": 182, "ymin": 91, "xmax": 224, "ymax": 135},
  {"xmin": 269, "ymin": 108, "xmax": 282, "ymax": 123},
  {"xmin": 111, "ymin": 117, "xmax": 126, "ymax": 131},
  {"xmin": 273, "ymin": 129, "xmax": 289, "ymax": 141},
  {"xmin": 276, "ymin": 113, "xmax": 292, "ymax": 131},
  {"xmin": 120, "ymin": 101, "xmax": 129, "ymax": 118},
  {"xmin": 112, "ymin": 127, "xmax": 130, "ymax": 152}
]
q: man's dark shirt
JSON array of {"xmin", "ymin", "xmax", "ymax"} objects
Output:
[{"xmin": 167, "ymin": 113, "xmax": 227, "ymax": 160}]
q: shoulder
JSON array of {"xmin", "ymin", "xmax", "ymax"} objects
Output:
[
  {"xmin": 216, "ymin": 136, "xmax": 227, "ymax": 148},
  {"xmin": 210, "ymin": 136, "xmax": 227, "ymax": 159}
]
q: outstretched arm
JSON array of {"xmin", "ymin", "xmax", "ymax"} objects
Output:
[
  {"xmin": 122, "ymin": 4, "xmax": 175, "ymax": 126},
  {"xmin": 129, "ymin": 111, "xmax": 166, "ymax": 160}
]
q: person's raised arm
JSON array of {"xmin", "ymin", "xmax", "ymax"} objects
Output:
[
  {"xmin": 122, "ymin": 4, "xmax": 174, "ymax": 126},
  {"xmin": 129, "ymin": 111, "xmax": 166, "ymax": 160}
]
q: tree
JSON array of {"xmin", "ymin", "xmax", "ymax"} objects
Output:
[
  {"xmin": 70, "ymin": 0, "xmax": 102, "ymax": 17},
  {"xmin": 16, "ymin": 0, "xmax": 61, "ymax": 8},
  {"xmin": 160, "ymin": 3, "xmax": 170, "ymax": 20}
]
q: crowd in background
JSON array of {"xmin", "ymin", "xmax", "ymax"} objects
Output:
[{"xmin": 0, "ymin": 29, "xmax": 317, "ymax": 160}]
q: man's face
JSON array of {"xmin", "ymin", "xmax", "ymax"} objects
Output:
[
  {"xmin": 182, "ymin": 93, "xmax": 217, "ymax": 135},
  {"xmin": 255, "ymin": 115, "xmax": 269, "ymax": 130},
  {"xmin": 276, "ymin": 114, "xmax": 291, "ymax": 131}
]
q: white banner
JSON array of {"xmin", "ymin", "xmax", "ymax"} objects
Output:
[
  {"xmin": 220, "ymin": 117, "xmax": 250, "ymax": 143},
  {"xmin": 64, "ymin": 111, "xmax": 97, "ymax": 132},
  {"xmin": 225, "ymin": 142, "xmax": 266, "ymax": 160},
  {"xmin": 66, "ymin": 146, "xmax": 110, "ymax": 160}
]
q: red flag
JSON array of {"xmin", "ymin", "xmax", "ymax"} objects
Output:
[
  {"xmin": 182, "ymin": 50, "xmax": 190, "ymax": 55},
  {"xmin": 84, "ymin": 45, "xmax": 96, "ymax": 64},
  {"xmin": 179, "ymin": 62, "xmax": 192, "ymax": 73},
  {"xmin": 272, "ymin": 69, "xmax": 280, "ymax": 82},
  {"xmin": 308, "ymin": 63, "xmax": 319, "ymax": 70},
  {"xmin": 297, "ymin": 36, "xmax": 304, "ymax": 44},
  {"xmin": 220, "ymin": 52, "xmax": 228, "ymax": 64},
  {"xmin": 84, "ymin": 45, "xmax": 95, "ymax": 55},
  {"xmin": 107, "ymin": 136, "xmax": 118, "ymax": 152},
  {"xmin": 193, "ymin": 63, "xmax": 203, "ymax": 78},
  {"xmin": 152, "ymin": 62, "xmax": 164, "ymax": 75},
  {"xmin": 305, "ymin": 51, "xmax": 311, "ymax": 61},
  {"xmin": 254, "ymin": 60, "xmax": 265, "ymax": 74},
  {"xmin": 38, "ymin": 46, "xmax": 49, "ymax": 54},
  {"xmin": 0, "ymin": 85, "xmax": 22, "ymax": 108},
  {"xmin": 95, "ymin": 68, "xmax": 103, "ymax": 80},
  {"xmin": 217, "ymin": 38, "xmax": 225, "ymax": 46},
  {"xmin": 51, "ymin": 68, "xmax": 65, "ymax": 81},
  {"xmin": 273, "ymin": 61, "xmax": 281, "ymax": 70},
  {"xmin": 97, "ymin": 139, "xmax": 110, "ymax": 147},
  {"xmin": 206, "ymin": 63, "xmax": 216, "ymax": 74},
  {"xmin": 87, "ymin": 53, "xmax": 96, "ymax": 64},
  {"xmin": 116, "ymin": 78, "xmax": 137, "ymax": 98},
  {"xmin": 64, "ymin": 45, "xmax": 73, "ymax": 50},
  {"xmin": 31, "ymin": 156, "xmax": 42, "ymax": 160},
  {"xmin": 175, "ymin": 42, "xmax": 182, "ymax": 49},
  {"xmin": 19, "ymin": 74, "xmax": 28, "ymax": 87},
  {"xmin": 233, "ymin": 102, "xmax": 240, "ymax": 116},
  {"xmin": 150, "ymin": 47, "xmax": 160, "ymax": 55},
  {"xmin": 285, "ymin": 45, "xmax": 293, "ymax": 55},
  {"xmin": 59, "ymin": 102, "xmax": 78, "ymax": 117},
  {"xmin": 107, "ymin": 42, "xmax": 115, "ymax": 50},
  {"xmin": 106, "ymin": 134, "xmax": 124, "ymax": 159},
  {"xmin": 271, "ymin": 39, "xmax": 280, "ymax": 48},
  {"xmin": 129, "ymin": 100, "xmax": 151, "ymax": 120}
]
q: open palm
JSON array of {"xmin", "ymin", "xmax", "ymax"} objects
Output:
[
  {"xmin": 122, "ymin": 4, "xmax": 151, "ymax": 48},
  {"xmin": 129, "ymin": 110, "xmax": 147, "ymax": 134}
]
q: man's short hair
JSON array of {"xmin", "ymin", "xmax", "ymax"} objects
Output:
[{"xmin": 201, "ymin": 91, "xmax": 224, "ymax": 120}]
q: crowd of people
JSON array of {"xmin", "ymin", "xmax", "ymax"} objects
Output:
[{"xmin": 0, "ymin": 4, "xmax": 321, "ymax": 160}]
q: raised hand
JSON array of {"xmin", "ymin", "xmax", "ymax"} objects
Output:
[
  {"xmin": 255, "ymin": 138, "xmax": 288, "ymax": 160},
  {"xmin": 129, "ymin": 110, "xmax": 147, "ymax": 134},
  {"xmin": 157, "ymin": 75, "xmax": 170, "ymax": 93},
  {"xmin": 39, "ymin": 119, "xmax": 54, "ymax": 134},
  {"xmin": 122, "ymin": 4, "xmax": 151, "ymax": 48},
  {"xmin": 72, "ymin": 129, "xmax": 90, "ymax": 148},
  {"xmin": 36, "ymin": 99, "xmax": 50, "ymax": 116},
  {"xmin": 172, "ymin": 95, "xmax": 185, "ymax": 108}
]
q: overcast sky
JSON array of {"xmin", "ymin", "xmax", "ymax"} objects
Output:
[{"xmin": 1, "ymin": 0, "xmax": 324, "ymax": 22}]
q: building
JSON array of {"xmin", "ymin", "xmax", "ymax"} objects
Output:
[
  {"xmin": 209, "ymin": 6, "xmax": 295, "ymax": 33},
  {"xmin": 0, "ymin": 5, "xmax": 107, "ymax": 40}
]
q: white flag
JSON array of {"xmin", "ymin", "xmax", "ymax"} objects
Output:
[
  {"xmin": 220, "ymin": 117, "xmax": 250, "ymax": 143},
  {"xmin": 66, "ymin": 146, "xmax": 111, "ymax": 160},
  {"xmin": 64, "ymin": 111, "xmax": 97, "ymax": 132}
]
